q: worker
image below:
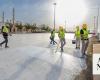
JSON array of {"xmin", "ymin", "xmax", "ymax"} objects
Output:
[
  {"xmin": 0, "ymin": 24, "xmax": 10, "ymax": 48},
  {"xmin": 58, "ymin": 26, "xmax": 66, "ymax": 52},
  {"xmin": 80, "ymin": 24, "xmax": 89, "ymax": 58},
  {"xmin": 75, "ymin": 26, "xmax": 81, "ymax": 49},
  {"xmin": 50, "ymin": 29, "xmax": 57, "ymax": 45}
]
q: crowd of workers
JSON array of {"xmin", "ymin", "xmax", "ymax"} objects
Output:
[
  {"xmin": 50, "ymin": 24, "xmax": 89, "ymax": 58},
  {"xmin": 0, "ymin": 23, "xmax": 89, "ymax": 58}
]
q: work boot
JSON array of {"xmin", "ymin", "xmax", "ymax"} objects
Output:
[
  {"xmin": 5, "ymin": 46, "xmax": 9, "ymax": 48},
  {"xmin": 61, "ymin": 48, "xmax": 64, "ymax": 52},
  {"xmin": 84, "ymin": 53, "xmax": 88, "ymax": 57},
  {"xmin": 81, "ymin": 53, "xmax": 88, "ymax": 58},
  {"xmin": 53, "ymin": 43, "xmax": 55, "ymax": 45},
  {"xmin": 80, "ymin": 55, "xmax": 85, "ymax": 58},
  {"xmin": 50, "ymin": 41, "xmax": 52, "ymax": 44}
]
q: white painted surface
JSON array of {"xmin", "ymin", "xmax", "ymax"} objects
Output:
[{"xmin": 0, "ymin": 33, "xmax": 87, "ymax": 80}]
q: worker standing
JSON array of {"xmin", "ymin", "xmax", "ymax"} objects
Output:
[
  {"xmin": 50, "ymin": 29, "xmax": 57, "ymax": 45},
  {"xmin": 0, "ymin": 24, "xmax": 10, "ymax": 48},
  {"xmin": 80, "ymin": 24, "xmax": 89, "ymax": 57},
  {"xmin": 75, "ymin": 26, "xmax": 81, "ymax": 49},
  {"xmin": 58, "ymin": 26, "xmax": 66, "ymax": 52}
]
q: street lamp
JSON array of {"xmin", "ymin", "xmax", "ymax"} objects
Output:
[
  {"xmin": 97, "ymin": 8, "xmax": 99, "ymax": 34},
  {"xmin": 53, "ymin": 3, "xmax": 56, "ymax": 30},
  {"xmin": 90, "ymin": 7, "xmax": 99, "ymax": 35},
  {"xmin": 2, "ymin": 11, "xmax": 4, "ymax": 24}
]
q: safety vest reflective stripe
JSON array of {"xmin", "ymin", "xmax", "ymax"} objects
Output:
[
  {"xmin": 3, "ymin": 26, "xmax": 9, "ymax": 33},
  {"xmin": 83, "ymin": 29, "xmax": 88, "ymax": 39},
  {"xmin": 58, "ymin": 31, "xmax": 65, "ymax": 39},
  {"xmin": 75, "ymin": 30, "xmax": 80, "ymax": 38},
  {"xmin": 51, "ymin": 31, "xmax": 55, "ymax": 37}
]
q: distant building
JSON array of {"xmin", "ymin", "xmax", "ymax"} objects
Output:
[{"xmin": 0, "ymin": 22, "xmax": 3, "ymax": 33}]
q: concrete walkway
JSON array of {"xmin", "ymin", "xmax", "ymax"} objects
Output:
[
  {"xmin": 0, "ymin": 46, "xmax": 87, "ymax": 80},
  {"xmin": 0, "ymin": 34, "xmax": 87, "ymax": 80}
]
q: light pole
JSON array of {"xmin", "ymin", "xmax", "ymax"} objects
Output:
[
  {"xmin": 53, "ymin": 3, "xmax": 56, "ymax": 30},
  {"xmin": 12, "ymin": 8, "xmax": 15, "ymax": 28},
  {"xmin": 93, "ymin": 16, "xmax": 96, "ymax": 35},
  {"xmin": 12, "ymin": 8, "xmax": 16, "ymax": 32},
  {"xmin": 96, "ymin": 8, "xmax": 99, "ymax": 34},
  {"xmin": 2, "ymin": 11, "xmax": 4, "ymax": 24},
  {"xmin": 90, "ymin": 7, "xmax": 99, "ymax": 35},
  {"xmin": 65, "ymin": 19, "xmax": 67, "ymax": 32}
]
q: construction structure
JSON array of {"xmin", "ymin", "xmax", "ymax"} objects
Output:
[{"xmin": 11, "ymin": 8, "xmax": 17, "ymax": 32}]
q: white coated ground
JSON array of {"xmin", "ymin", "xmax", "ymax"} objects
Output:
[{"xmin": 0, "ymin": 33, "xmax": 87, "ymax": 80}]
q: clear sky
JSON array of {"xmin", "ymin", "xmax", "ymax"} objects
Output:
[
  {"xmin": 0, "ymin": 0, "xmax": 54, "ymax": 25},
  {"xmin": 0, "ymin": 0, "xmax": 100, "ymax": 28}
]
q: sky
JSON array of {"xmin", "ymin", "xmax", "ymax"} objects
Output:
[
  {"xmin": 0, "ymin": 0, "xmax": 100, "ymax": 29},
  {"xmin": 0, "ymin": 0, "xmax": 54, "ymax": 25}
]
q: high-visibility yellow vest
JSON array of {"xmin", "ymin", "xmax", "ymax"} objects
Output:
[
  {"xmin": 75, "ymin": 30, "xmax": 80, "ymax": 38},
  {"xmin": 83, "ymin": 29, "xmax": 88, "ymax": 39},
  {"xmin": 58, "ymin": 30, "xmax": 65, "ymax": 39},
  {"xmin": 3, "ymin": 26, "xmax": 9, "ymax": 33},
  {"xmin": 51, "ymin": 31, "xmax": 55, "ymax": 37}
]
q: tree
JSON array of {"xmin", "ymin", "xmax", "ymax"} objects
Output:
[
  {"xmin": 40, "ymin": 24, "xmax": 51, "ymax": 32},
  {"xmin": 24, "ymin": 23, "xmax": 31, "ymax": 30},
  {"xmin": 31, "ymin": 23, "xmax": 37, "ymax": 32},
  {"xmin": 16, "ymin": 23, "xmax": 23, "ymax": 31}
]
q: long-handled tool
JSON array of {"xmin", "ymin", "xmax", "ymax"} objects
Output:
[{"xmin": 55, "ymin": 40, "xmax": 60, "ymax": 53}]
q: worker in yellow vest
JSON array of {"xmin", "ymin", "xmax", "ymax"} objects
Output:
[
  {"xmin": 75, "ymin": 26, "xmax": 81, "ymax": 49},
  {"xmin": 58, "ymin": 26, "xmax": 66, "ymax": 52},
  {"xmin": 80, "ymin": 24, "xmax": 89, "ymax": 58},
  {"xmin": 0, "ymin": 24, "xmax": 9, "ymax": 48}
]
